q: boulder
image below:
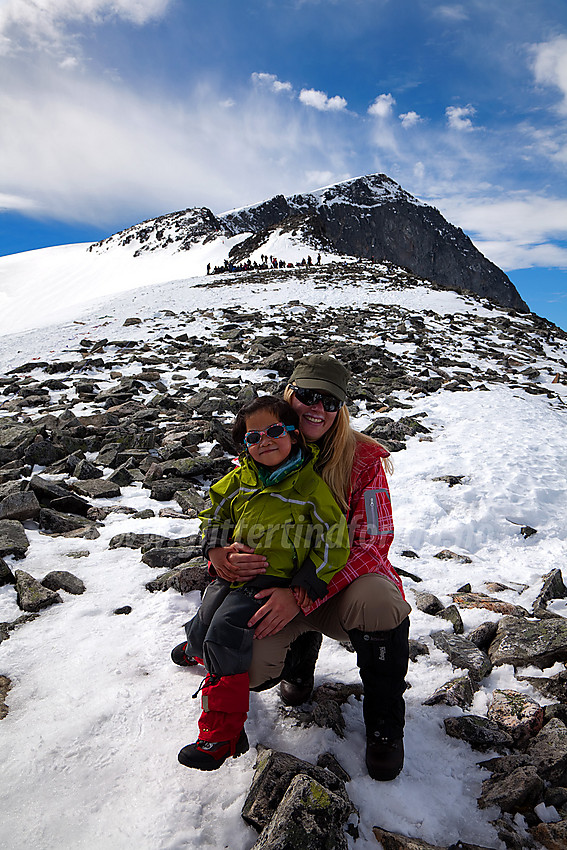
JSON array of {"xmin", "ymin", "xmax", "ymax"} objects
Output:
[
  {"xmin": 432, "ymin": 632, "xmax": 492, "ymax": 683},
  {"xmin": 0, "ymin": 519, "xmax": 30, "ymax": 559},
  {"xmin": 0, "ymin": 491, "xmax": 40, "ymax": 521},
  {"xmin": 412, "ymin": 590, "xmax": 444, "ymax": 615},
  {"xmin": 478, "ymin": 765, "xmax": 544, "ymax": 813},
  {"xmin": 15, "ymin": 570, "xmax": 63, "ymax": 612},
  {"xmin": 487, "ymin": 690, "xmax": 545, "ymax": 746},
  {"xmin": 0, "ymin": 557, "xmax": 15, "ymax": 586},
  {"xmin": 39, "ymin": 508, "xmax": 99, "ymax": 535},
  {"xmin": 250, "ymin": 773, "xmax": 352, "ymax": 850},
  {"xmin": 70, "ymin": 479, "xmax": 121, "ymax": 499},
  {"xmin": 141, "ymin": 547, "xmax": 203, "ymax": 569},
  {"xmin": 526, "ymin": 719, "xmax": 567, "ymax": 785},
  {"xmin": 488, "ymin": 616, "xmax": 567, "ymax": 669},
  {"xmin": 41, "ymin": 571, "xmax": 86, "ymax": 595},
  {"xmin": 516, "ymin": 671, "xmax": 567, "ymax": 704},
  {"xmin": 423, "ymin": 675, "xmax": 475, "ymax": 709},
  {"xmin": 530, "ymin": 820, "xmax": 567, "ymax": 850},
  {"xmin": 145, "ymin": 562, "xmax": 210, "ymax": 594},
  {"xmin": 241, "ymin": 747, "xmax": 350, "ymax": 833},
  {"xmin": 451, "ymin": 592, "xmax": 529, "ymax": 617},
  {"xmin": 444, "ymin": 715, "xmax": 514, "ymax": 752}
]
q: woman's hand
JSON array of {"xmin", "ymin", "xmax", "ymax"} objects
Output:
[
  {"xmin": 248, "ymin": 588, "xmax": 300, "ymax": 639},
  {"xmin": 208, "ymin": 543, "xmax": 268, "ymax": 583}
]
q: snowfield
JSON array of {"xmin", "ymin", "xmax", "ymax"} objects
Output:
[{"xmin": 0, "ymin": 250, "xmax": 566, "ymax": 850}]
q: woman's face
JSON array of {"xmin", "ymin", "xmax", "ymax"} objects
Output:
[{"xmin": 290, "ymin": 390, "xmax": 339, "ymax": 442}]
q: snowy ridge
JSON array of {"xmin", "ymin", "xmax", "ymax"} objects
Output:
[{"xmin": 0, "ymin": 261, "xmax": 566, "ymax": 849}]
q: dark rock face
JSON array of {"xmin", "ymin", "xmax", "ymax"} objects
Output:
[{"xmin": 221, "ymin": 175, "xmax": 528, "ymax": 312}]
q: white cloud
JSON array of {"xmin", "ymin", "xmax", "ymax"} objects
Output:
[
  {"xmin": 251, "ymin": 72, "xmax": 293, "ymax": 94},
  {"xmin": 0, "ymin": 0, "xmax": 172, "ymax": 53},
  {"xmin": 432, "ymin": 5, "xmax": 469, "ymax": 22},
  {"xmin": 399, "ymin": 111, "xmax": 422, "ymax": 128},
  {"xmin": 432, "ymin": 195, "xmax": 567, "ymax": 270},
  {"xmin": 0, "ymin": 57, "xmax": 355, "ymax": 224},
  {"xmin": 299, "ymin": 88, "xmax": 347, "ymax": 111},
  {"xmin": 368, "ymin": 93, "xmax": 396, "ymax": 118},
  {"xmin": 532, "ymin": 36, "xmax": 567, "ymax": 114},
  {"xmin": 446, "ymin": 104, "xmax": 476, "ymax": 131}
]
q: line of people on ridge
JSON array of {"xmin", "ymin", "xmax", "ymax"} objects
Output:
[{"xmin": 206, "ymin": 254, "xmax": 322, "ymax": 275}]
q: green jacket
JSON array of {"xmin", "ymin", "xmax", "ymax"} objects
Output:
[{"xmin": 199, "ymin": 447, "xmax": 350, "ymax": 601}]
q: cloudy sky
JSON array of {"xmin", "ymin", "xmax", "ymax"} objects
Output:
[{"xmin": 1, "ymin": 0, "xmax": 567, "ymax": 327}]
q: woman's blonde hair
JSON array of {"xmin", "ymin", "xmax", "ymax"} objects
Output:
[{"xmin": 283, "ymin": 385, "xmax": 392, "ymax": 511}]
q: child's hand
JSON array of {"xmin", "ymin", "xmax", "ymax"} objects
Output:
[{"xmin": 294, "ymin": 587, "xmax": 309, "ymax": 608}]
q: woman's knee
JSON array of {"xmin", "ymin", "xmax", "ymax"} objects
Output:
[{"xmin": 337, "ymin": 575, "xmax": 411, "ymax": 633}]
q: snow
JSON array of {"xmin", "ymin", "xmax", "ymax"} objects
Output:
[{"xmin": 0, "ymin": 251, "xmax": 566, "ymax": 850}]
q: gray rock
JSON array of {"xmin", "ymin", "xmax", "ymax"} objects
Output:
[
  {"xmin": 315, "ymin": 753, "xmax": 351, "ymax": 784},
  {"xmin": 533, "ymin": 568, "xmax": 567, "ymax": 615},
  {"xmin": 0, "ymin": 557, "xmax": 15, "ymax": 586},
  {"xmin": 408, "ymin": 639, "xmax": 429, "ymax": 662},
  {"xmin": 467, "ymin": 621, "xmax": 498, "ymax": 652},
  {"xmin": 145, "ymin": 563, "xmax": 210, "ymax": 594},
  {"xmin": 0, "ymin": 674, "xmax": 11, "ymax": 720},
  {"xmin": 71, "ymin": 479, "xmax": 121, "ymax": 499},
  {"xmin": 109, "ymin": 532, "xmax": 172, "ymax": 550},
  {"xmin": 174, "ymin": 486, "xmax": 207, "ymax": 513},
  {"xmin": 311, "ymin": 683, "xmax": 363, "ymax": 737},
  {"xmin": 250, "ymin": 773, "xmax": 351, "ymax": 850},
  {"xmin": 0, "ymin": 519, "xmax": 30, "ymax": 559},
  {"xmin": 423, "ymin": 675, "xmax": 476, "ymax": 709},
  {"xmin": 41, "ymin": 571, "xmax": 86, "ymax": 595},
  {"xmin": 487, "ymin": 690, "xmax": 545, "ymax": 747},
  {"xmin": 73, "ymin": 458, "xmax": 104, "ymax": 480},
  {"xmin": 437, "ymin": 604, "xmax": 464, "ymax": 634},
  {"xmin": 488, "ymin": 616, "xmax": 567, "ymax": 669},
  {"xmin": 29, "ymin": 476, "xmax": 90, "ymax": 516},
  {"xmin": 24, "ymin": 440, "xmax": 67, "ymax": 467},
  {"xmin": 444, "ymin": 715, "xmax": 514, "ymax": 752},
  {"xmin": 478, "ymin": 765, "xmax": 544, "ymax": 813},
  {"xmin": 413, "ymin": 590, "xmax": 444, "ymax": 615},
  {"xmin": 39, "ymin": 508, "xmax": 98, "ymax": 535},
  {"xmin": 516, "ymin": 671, "xmax": 567, "ymax": 704},
  {"xmin": 0, "ymin": 419, "xmax": 40, "ymax": 453},
  {"xmin": 15, "ymin": 570, "xmax": 63, "ymax": 612},
  {"xmin": 0, "ymin": 612, "xmax": 40, "ymax": 645},
  {"xmin": 241, "ymin": 747, "xmax": 350, "ymax": 833},
  {"xmin": 432, "ymin": 631, "xmax": 492, "ymax": 683},
  {"xmin": 526, "ymin": 718, "xmax": 567, "ymax": 784},
  {"xmin": 371, "ymin": 827, "xmax": 446, "ymax": 849},
  {"xmin": 434, "ymin": 549, "xmax": 472, "ymax": 564},
  {"xmin": 141, "ymin": 547, "xmax": 203, "ymax": 569},
  {"xmin": 451, "ymin": 591, "xmax": 529, "ymax": 617},
  {"xmin": 0, "ymin": 491, "xmax": 40, "ymax": 521},
  {"xmin": 530, "ymin": 820, "xmax": 567, "ymax": 850}
]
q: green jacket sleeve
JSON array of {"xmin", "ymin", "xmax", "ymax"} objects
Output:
[
  {"xmin": 199, "ymin": 468, "xmax": 239, "ymax": 555},
  {"xmin": 290, "ymin": 478, "xmax": 350, "ymax": 600}
]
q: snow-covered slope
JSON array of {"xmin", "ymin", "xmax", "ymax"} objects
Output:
[{"xmin": 0, "ymin": 260, "xmax": 566, "ymax": 850}]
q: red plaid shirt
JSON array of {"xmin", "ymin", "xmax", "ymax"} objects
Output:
[{"xmin": 302, "ymin": 440, "xmax": 404, "ymax": 614}]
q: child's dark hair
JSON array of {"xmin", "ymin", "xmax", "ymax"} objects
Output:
[{"xmin": 232, "ymin": 395, "xmax": 304, "ymax": 448}]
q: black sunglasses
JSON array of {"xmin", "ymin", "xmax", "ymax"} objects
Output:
[
  {"xmin": 244, "ymin": 422, "xmax": 295, "ymax": 446},
  {"xmin": 290, "ymin": 385, "xmax": 344, "ymax": 412}
]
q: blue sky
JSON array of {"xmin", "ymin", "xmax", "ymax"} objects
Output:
[{"xmin": 1, "ymin": 0, "xmax": 567, "ymax": 328}]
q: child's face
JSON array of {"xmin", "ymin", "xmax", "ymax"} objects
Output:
[{"xmin": 245, "ymin": 409, "xmax": 295, "ymax": 467}]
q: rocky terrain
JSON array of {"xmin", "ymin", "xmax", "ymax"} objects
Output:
[
  {"xmin": 91, "ymin": 174, "xmax": 528, "ymax": 313},
  {"xmin": 0, "ymin": 259, "xmax": 566, "ymax": 850}
]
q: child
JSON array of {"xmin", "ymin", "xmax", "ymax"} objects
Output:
[{"xmin": 173, "ymin": 395, "xmax": 350, "ymax": 770}]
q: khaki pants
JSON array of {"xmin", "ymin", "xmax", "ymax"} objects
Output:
[{"xmin": 248, "ymin": 574, "xmax": 411, "ymax": 689}]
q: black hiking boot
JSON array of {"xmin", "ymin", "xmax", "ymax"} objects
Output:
[
  {"xmin": 171, "ymin": 642, "xmax": 198, "ymax": 667},
  {"xmin": 178, "ymin": 730, "xmax": 249, "ymax": 770},
  {"xmin": 348, "ymin": 618, "xmax": 410, "ymax": 781},
  {"xmin": 279, "ymin": 631, "xmax": 322, "ymax": 706},
  {"xmin": 366, "ymin": 734, "xmax": 404, "ymax": 781}
]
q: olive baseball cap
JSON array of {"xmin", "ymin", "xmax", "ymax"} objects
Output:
[{"xmin": 289, "ymin": 354, "xmax": 350, "ymax": 402}]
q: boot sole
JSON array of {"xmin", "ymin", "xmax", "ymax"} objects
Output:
[{"xmin": 178, "ymin": 733, "xmax": 249, "ymax": 770}]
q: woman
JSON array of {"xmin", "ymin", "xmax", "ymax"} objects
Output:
[{"xmin": 204, "ymin": 354, "xmax": 411, "ymax": 781}]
